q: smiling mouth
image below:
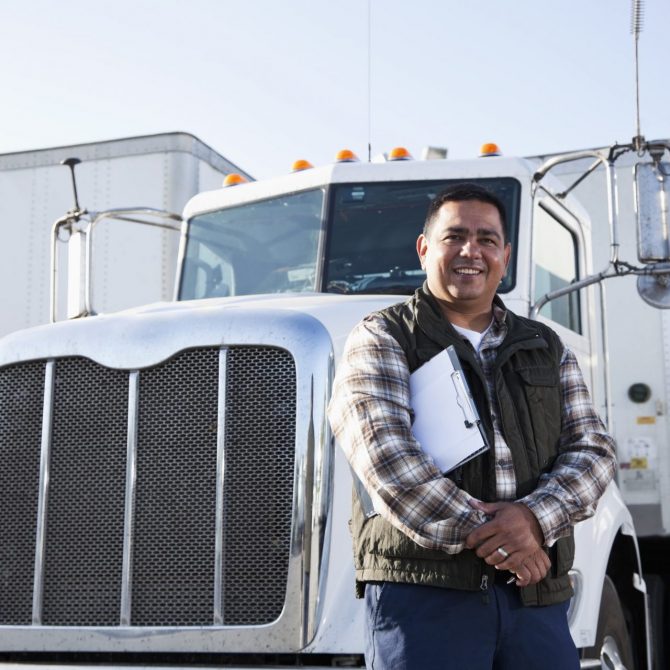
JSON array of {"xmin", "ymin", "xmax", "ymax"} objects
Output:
[{"xmin": 453, "ymin": 267, "xmax": 483, "ymax": 275}]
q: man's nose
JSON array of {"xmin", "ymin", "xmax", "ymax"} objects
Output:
[{"xmin": 460, "ymin": 238, "xmax": 482, "ymax": 257}]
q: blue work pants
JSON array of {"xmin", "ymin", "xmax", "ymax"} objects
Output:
[{"xmin": 364, "ymin": 580, "xmax": 579, "ymax": 669}]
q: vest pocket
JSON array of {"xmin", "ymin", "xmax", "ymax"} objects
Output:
[{"xmin": 516, "ymin": 366, "xmax": 562, "ymax": 467}]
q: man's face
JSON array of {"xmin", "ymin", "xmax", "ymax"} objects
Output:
[{"xmin": 416, "ymin": 199, "xmax": 511, "ymax": 315}]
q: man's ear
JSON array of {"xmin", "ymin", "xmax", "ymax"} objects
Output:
[
  {"xmin": 417, "ymin": 234, "xmax": 428, "ymax": 269},
  {"xmin": 503, "ymin": 243, "xmax": 511, "ymax": 272}
]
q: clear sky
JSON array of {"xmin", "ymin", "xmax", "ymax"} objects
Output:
[{"xmin": 0, "ymin": 0, "xmax": 667, "ymax": 179}]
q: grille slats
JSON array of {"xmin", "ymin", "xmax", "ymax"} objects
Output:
[
  {"xmin": 43, "ymin": 359, "xmax": 128, "ymax": 626},
  {"xmin": 132, "ymin": 349, "xmax": 219, "ymax": 627},
  {"xmin": 0, "ymin": 346, "xmax": 297, "ymax": 628},
  {"xmin": 223, "ymin": 347, "xmax": 296, "ymax": 625}
]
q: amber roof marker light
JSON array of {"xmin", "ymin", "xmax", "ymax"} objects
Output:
[
  {"xmin": 334, "ymin": 149, "xmax": 359, "ymax": 163},
  {"xmin": 291, "ymin": 159, "xmax": 314, "ymax": 172},
  {"xmin": 222, "ymin": 173, "xmax": 248, "ymax": 187},
  {"xmin": 479, "ymin": 143, "xmax": 502, "ymax": 157},
  {"xmin": 388, "ymin": 146, "xmax": 413, "ymax": 161}
]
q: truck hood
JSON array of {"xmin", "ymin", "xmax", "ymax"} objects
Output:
[{"xmin": 0, "ymin": 293, "xmax": 400, "ymax": 369}]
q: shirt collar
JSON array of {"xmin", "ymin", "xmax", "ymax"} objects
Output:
[
  {"xmin": 482, "ymin": 301, "xmax": 508, "ymax": 350},
  {"xmin": 492, "ymin": 302, "xmax": 507, "ymax": 328}
]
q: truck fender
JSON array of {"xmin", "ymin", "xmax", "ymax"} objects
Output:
[{"xmin": 569, "ymin": 481, "xmax": 646, "ymax": 655}]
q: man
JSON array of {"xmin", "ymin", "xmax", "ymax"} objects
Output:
[{"xmin": 328, "ymin": 183, "xmax": 615, "ymax": 669}]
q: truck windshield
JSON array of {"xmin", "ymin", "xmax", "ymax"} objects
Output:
[
  {"xmin": 180, "ymin": 189, "xmax": 325, "ymax": 299},
  {"xmin": 179, "ymin": 178, "xmax": 519, "ymax": 300},
  {"xmin": 324, "ymin": 178, "xmax": 519, "ymax": 295}
]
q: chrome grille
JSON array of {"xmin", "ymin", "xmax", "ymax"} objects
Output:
[
  {"xmin": 0, "ymin": 362, "xmax": 44, "ymax": 624},
  {"xmin": 0, "ymin": 345, "xmax": 297, "ymax": 629}
]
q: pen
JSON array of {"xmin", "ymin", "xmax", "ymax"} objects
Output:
[{"xmin": 506, "ymin": 574, "xmax": 517, "ymax": 585}]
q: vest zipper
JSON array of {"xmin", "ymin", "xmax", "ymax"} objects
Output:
[{"xmin": 480, "ymin": 574, "xmax": 490, "ymax": 604}]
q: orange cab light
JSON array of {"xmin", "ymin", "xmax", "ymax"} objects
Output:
[
  {"xmin": 223, "ymin": 173, "xmax": 247, "ymax": 187},
  {"xmin": 291, "ymin": 159, "xmax": 314, "ymax": 172},
  {"xmin": 479, "ymin": 142, "xmax": 501, "ymax": 157},
  {"xmin": 335, "ymin": 148, "xmax": 359, "ymax": 163},
  {"xmin": 388, "ymin": 146, "xmax": 412, "ymax": 161}
]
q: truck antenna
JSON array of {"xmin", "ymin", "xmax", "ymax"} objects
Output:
[
  {"xmin": 631, "ymin": 0, "xmax": 645, "ymax": 153},
  {"xmin": 367, "ymin": 0, "xmax": 372, "ymax": 162},
  {"xmin": 61, "ymin": 157, "xmax": 82, "ymax": 212}
]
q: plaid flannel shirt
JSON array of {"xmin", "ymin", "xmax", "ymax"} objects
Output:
[{"xmin": 328, "ymin": 308, "xmax": 616, "ymax": 555}]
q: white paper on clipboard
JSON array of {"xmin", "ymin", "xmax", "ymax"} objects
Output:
[{"xmin": 409, "ymin": 345, "xmax": 489, "ymax": 473}]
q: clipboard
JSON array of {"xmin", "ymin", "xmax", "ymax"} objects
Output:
[
  {"xmin": 409, "ymin": 345, "xmax": 489, "ymax": 474},
  {"xmin": 353, "ymin": 344, "xmax": 491, "ymax": 519}
]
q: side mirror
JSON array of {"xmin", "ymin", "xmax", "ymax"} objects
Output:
[
  {"xmin": 634, "ymin": 162, "xmax": 670, "ymax": 263},
  {"xmin": 635, "ymin": 161, "xmax": 670, "ymax": 308}
]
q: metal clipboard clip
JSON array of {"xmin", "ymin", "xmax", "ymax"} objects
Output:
[{"xmin": 446, "ymin": 345, "xmax": 490, "ymax": 451}]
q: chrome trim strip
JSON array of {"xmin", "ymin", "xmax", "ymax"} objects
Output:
[
  {"xmin": 289, "ymin": 323, "xmax": 334, "ymax": 649},
  {"xmin": 305, "ymin": 350, "xmax": 335, "ymax": 644},
  {"xmin": 120, "ymin": 371, "xmax": 140, "ymax": 625},
  {"xmin": 299, "ymin": 377, "xmax": 315, "ymax": 644},
  {"xmin": 213, "ymin": 348, "xmax": 228, "ymax": 626},
  {"xmin": 32, "ymin": 360, "xmax": 55, "ymax": 625}
]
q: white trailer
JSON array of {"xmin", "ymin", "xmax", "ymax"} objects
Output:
[
  {"xmin": 0, "ymin": 132, "xmax": 251, "ymax": 337},
  {"xmin": 0, "ymin": 137, "xmax": 668, "ymax": 670}
]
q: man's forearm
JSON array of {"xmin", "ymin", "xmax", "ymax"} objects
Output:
[{"xmin": 329, "ymin": 317, "xmax": 487, "ymax": 553}]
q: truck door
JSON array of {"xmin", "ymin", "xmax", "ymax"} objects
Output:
[{"xmin": 531, "ymin": 199, "xmax": 595, "ymax": 399}]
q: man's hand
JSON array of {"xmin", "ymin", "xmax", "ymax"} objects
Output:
[
  {"xmin": 464, "ymin": 501, "xmax": 546, "ymax": 575},
  {"xmin": 510, "ymin": 548, "xmax": 552, "ymax": 587}
]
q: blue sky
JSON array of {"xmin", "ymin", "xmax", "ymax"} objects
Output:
[{"xmin": 0, "ymin": 0, "xmax": 667, "ymax": 179}]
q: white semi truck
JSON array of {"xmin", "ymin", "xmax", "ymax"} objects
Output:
[{"xmin": 0, "ymin": 136, "xmax": 668, "ymax": 669}]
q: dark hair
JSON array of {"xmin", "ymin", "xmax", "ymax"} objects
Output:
[{"xmin": 423, "ymin": 182, "xmax": 508, "ymax": 242}]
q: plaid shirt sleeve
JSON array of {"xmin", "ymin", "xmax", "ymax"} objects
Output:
[
  {"xmin": 327, "ymin": 314, "xmax": 487, "ymax": 554},
  {"xmin": 520, "ymin": 346, "xmax": 617, "ymax": 546}
]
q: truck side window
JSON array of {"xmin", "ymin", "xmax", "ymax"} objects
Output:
[{"xmin": 534, "ymin": 206, "xmax": 581, "ymax": 333}]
